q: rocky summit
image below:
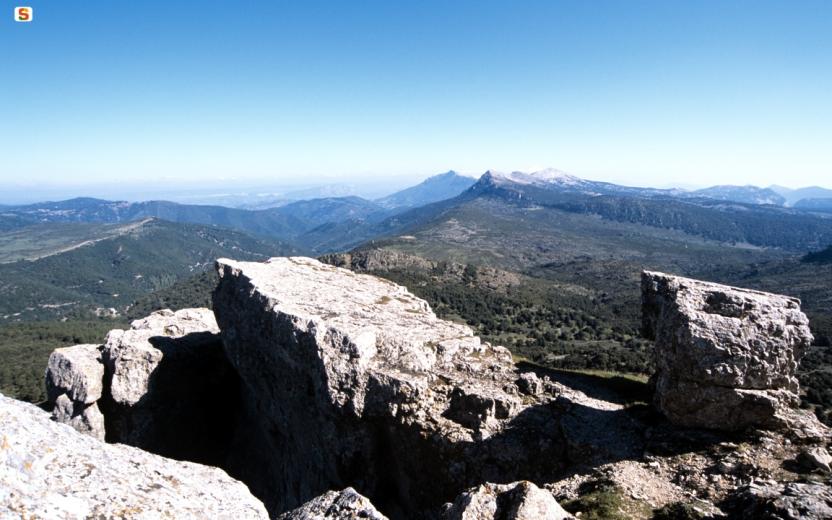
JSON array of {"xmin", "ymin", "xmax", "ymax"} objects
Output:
[{"xmin": 5, "ymin": 257, "xmax": 829, "ymax": 519}]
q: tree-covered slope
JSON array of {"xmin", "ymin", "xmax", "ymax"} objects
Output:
[{"xmin": 0, "ymin": 219, "xmax": 298, "ymax": 322}]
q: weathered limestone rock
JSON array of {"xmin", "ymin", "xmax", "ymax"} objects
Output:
[
  {"xmin": 798, "ymin": 446, "xmax": 832, "ymax": 473},
  {"xmin": 642, "ymin": 271, "xmax": 822, "ymax": 432},
  {"xmin": 213, "ymin": 257, "xmax": 564, "ymax": 516},
  {"xmin": 45, "ymin": 308, "xmax": 240, "ymax": 466},
  {"xmin": 45, "ymin": 344, "xmax": 105, "ymax": 440},
  {"xmin": 101, "ymin": 308, "xmax": 240, "ymax": 466},
  {"xmin": 51, "ymin": 393, "xmax": 105, "ymax": 441},
  {"xmin": 442, "ymin": 481, "xmax": 573, "ymax": 520},
  {"xmin": 46, "ymin": 344, "xmax": 104, "ymax": 405},
  {"xmin": 277, "ymin": 488, "xmax": 389, "ymax": 520},
  {"xmin": 105, "ymin": 308, "xmax": 221, "ymax": 406},
  {"xmin": 0, "ymin": 393, "xmax": 268, "ymax": 519},
  {"xmin": 725, "ymin": 482, "xmax": 832, "ymax": 519}
]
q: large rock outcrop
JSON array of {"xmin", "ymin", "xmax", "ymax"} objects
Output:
[
  {"xmin": 46, "ymin": 308, "xmax": 240, "ymax": 465},
  {"xmin": 37, "ymin": 259, "xmax": 829, "ymax": 519},
  {"xmin": 642, "ymin": 271, "xmax": 820, "ymax": 433},
  {"xmin": 213, "ymin": 257, "xmax": 565, "ymax": 516},
  {"xmin": 0, "ymin": 393, "xmax": 268, "ymax": 519}
]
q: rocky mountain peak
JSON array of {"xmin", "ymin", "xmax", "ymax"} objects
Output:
[{"xmin": 483, "ymin": 168, "xmax": 584, "ymax": 188}]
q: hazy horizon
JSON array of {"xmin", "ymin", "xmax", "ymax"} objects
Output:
[
  {"xmin": 2, "ymin": 166, "xmax": 830, "ymax": 206},
  {"xmin": 2, "ymin": 1, "xmax": 831, "ymax": 193}
]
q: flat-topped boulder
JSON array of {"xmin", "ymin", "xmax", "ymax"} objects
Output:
[
  {"xmin": 213, "ymin": 257, "xmax": 565, "ymax": 516},
  {"xmin": 642, "ymin": 271, "xmax": 824, "ymax": 434},
  {"xmin": 0, "ymin": 393, "xmax": 268, "ymax": 519}
]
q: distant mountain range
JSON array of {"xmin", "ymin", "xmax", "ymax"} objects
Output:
[
  {"xmin": 478, "ymin": 169, "xmax": 801, "ymax": 206},
  {"xmin": 2, "ymin": 169, "xmax": 831, "ymax": 255},
  {"xmin": 687, "ymin": 185, "xmax": 786, "ymax": 205},
  {"xmin": 771, "ymin": 185, "xmax": 832, "ymax": 206},
  {"xmin": 466, "ymin": 170, "xmax": 832, "ymax": 251},
  {"xmin": 0, "ymin": 173, "xmax": 479, "ymax": 249}
]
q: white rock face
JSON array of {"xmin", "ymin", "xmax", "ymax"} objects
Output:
[
  {"xmin": 107, "ymin": 308, "xmax": 220, "ymax": 406},
  {"xmin": 642, "ymin": 271, "xmax": 824, "ymax": 434},
  {"xmin": 277, "ymin": 488, "xmax": 388, "ymax": 520},
  {"xmin": 213, "ymin": 257, "xmax": 565, "ymax": 514},
  {"xmin": 0, "ymin": 393, "xmax": 268, "ymax": 519},
  {"xmin": 443, "ymin": 481, "xmax": 573, "ymax": 520}
]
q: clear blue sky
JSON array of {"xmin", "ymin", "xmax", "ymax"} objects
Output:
[{"xmin": 1, "ymin": 0, "xmax": 830, "ymax": 194}]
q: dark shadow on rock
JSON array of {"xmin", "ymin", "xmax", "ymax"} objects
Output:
[{"xmin": 99, "ymin": 331, "xmax": 241, "ymax": 468}]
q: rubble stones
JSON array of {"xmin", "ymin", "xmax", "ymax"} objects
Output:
[{"xmin": 442, "ymin": 481, "xmax": 573, "ymax": 520}]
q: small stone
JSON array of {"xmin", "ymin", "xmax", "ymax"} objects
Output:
[
  {"xmin": 798, "ymin": 447, "xmax": 832, "ymax": 474},
  {"xmin": 517, "ymin": 373, "xmax": 544, "ymax": 396}
]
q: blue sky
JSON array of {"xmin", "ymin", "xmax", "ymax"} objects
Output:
[{"xmin": 1, "ymin": 0, "xmax": 830, "ymax": 196}]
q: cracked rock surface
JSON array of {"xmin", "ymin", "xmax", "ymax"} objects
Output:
[{"xmin": 642, "ymin": 270, "xmax": 823, "ymax": 434}]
